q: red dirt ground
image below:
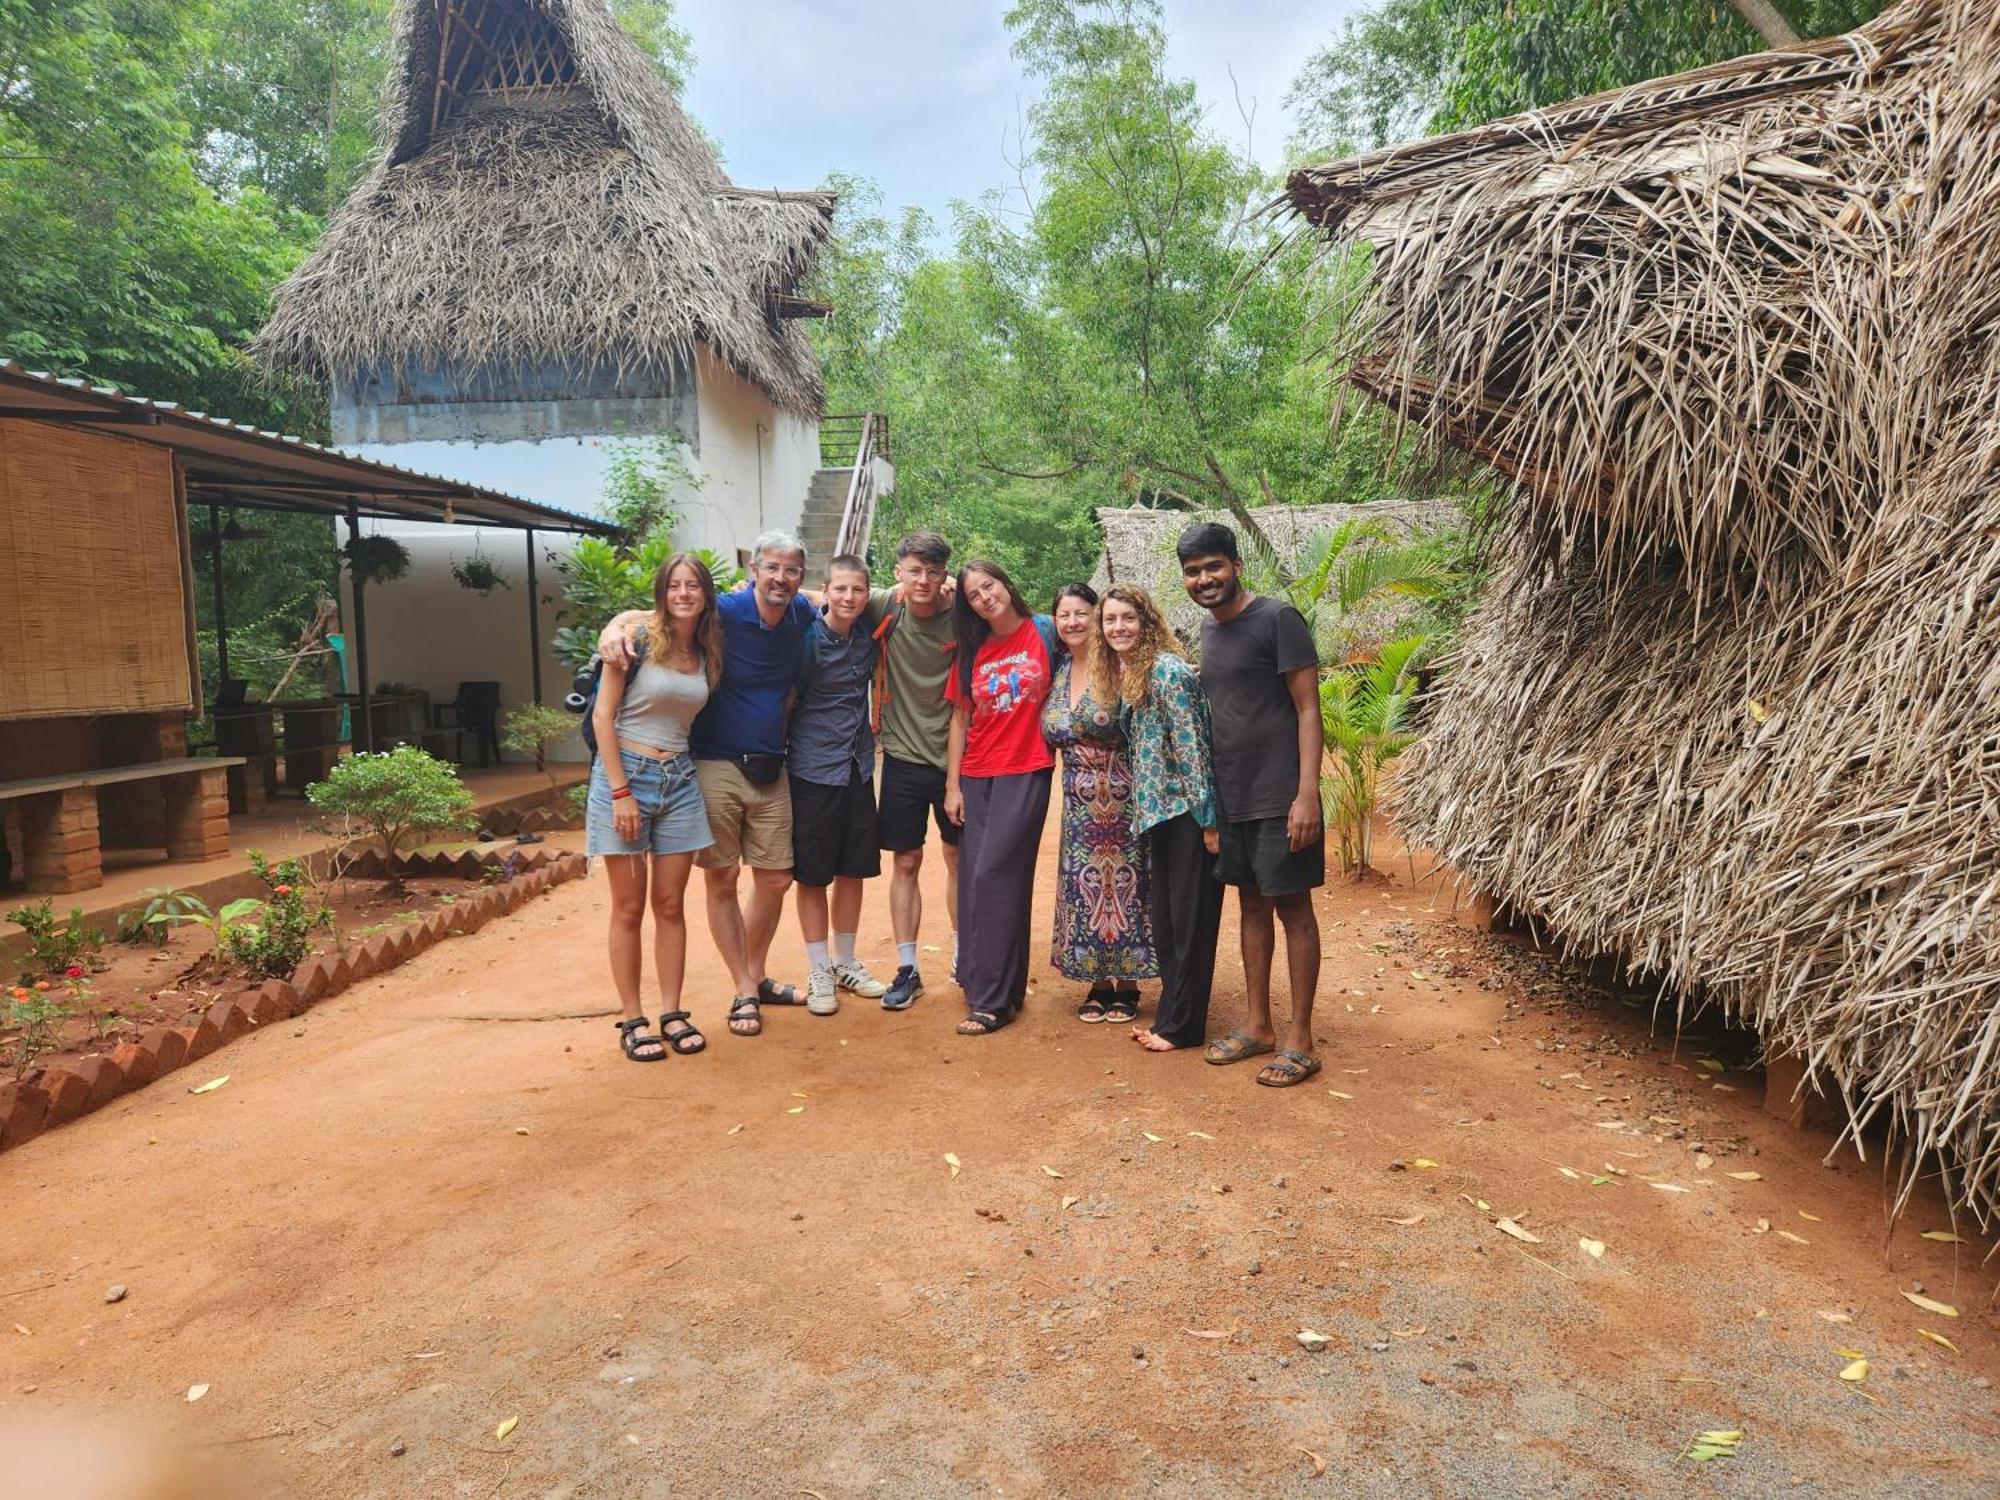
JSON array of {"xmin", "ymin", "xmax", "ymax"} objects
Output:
[{"xmin": 2, "ymin": 819, "xmax": 1996, "ymax": 1498}]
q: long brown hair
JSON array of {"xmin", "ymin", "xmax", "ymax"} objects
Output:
[
  {"xmin": 1091, "ymin": 583, "xmax": 1179, "ymax": 708},
  {"xmin": 953, "ymin": 559, "xmax": 1035, "ymax": 694},
  {"xmin": 649, "ymin": 553, "xmax": 723, "ymax": 688}
]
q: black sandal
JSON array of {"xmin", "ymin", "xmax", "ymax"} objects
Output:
[
  {"xmin": 1077, "ymin": 984, "xmax": 1110, "ymax": 1024},
  {"xmin": 616, "ymin": 1015, "xmax": 667, "ymax": 1062},
  {"xmin": 726, "ymin": 996, "xmax": 763, "ymax": 1036},
  {"xmin": 757, "ymin": 977, "xmax": 803, "ymax": 1007},
  {"xmin": 657, "ymin": 1009, "xmax": 705, "ymax": 1055},
  {"xmin": 1103, "ymin": 991, "xmax": 1140, "ymax": 1023},
  {"xmin": 957, "ymin": 1010, "xmax": 1009, "ymax": 1035}
]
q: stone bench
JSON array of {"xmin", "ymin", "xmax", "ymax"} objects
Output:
[{"xmin": 0, "ymin": 757, "xmax": 245, "ymax": 893}]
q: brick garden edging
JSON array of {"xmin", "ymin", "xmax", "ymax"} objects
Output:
[{"xmin": 0, "ymin": 848, "xmax": 588, "ymax": 1154}]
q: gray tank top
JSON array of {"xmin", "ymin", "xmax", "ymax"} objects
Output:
[{"xmin": 612, "ymin": 632, "xmax": 710, "ymax": 754}]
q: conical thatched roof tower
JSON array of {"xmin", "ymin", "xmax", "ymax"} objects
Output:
[
  {"xmin": 1284, "ymin": 1, "xmax": 2000, "ymax": 1227},
  {"xmin": 257, "ymin": 0, "xmax": 834, "ymax": 419}
]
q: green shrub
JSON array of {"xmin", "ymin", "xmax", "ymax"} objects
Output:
[
  {"xmin": 4, "ymin": 980, "xmax": 73, "ymax": 1079},
  {"xmin": 217, "ymin": 854, "xmax": 330, "ymax": 980},
  {"xmin": 307, "ymin": 747, "xmax": 477, "ymax": 872},
  {"xmin": 116, "ymin": 886, "xmax": 209, "ymax": 947},
  {"xmin": 502, "ymin": 703, "xmax": 578, "ymax": 795},
  {"xmin": 5, "ymin": 899, "xmax": 102, "ymax": 984}
]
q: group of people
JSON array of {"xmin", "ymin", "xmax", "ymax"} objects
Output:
[{"xmin": 584, "ymin": 520, "xmax": 1325, "ymax": 1089}]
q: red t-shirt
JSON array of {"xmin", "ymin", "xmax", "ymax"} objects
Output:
[{"xmin": 946, "ymin": 617, "xmax": 1055, "ymax": 778}]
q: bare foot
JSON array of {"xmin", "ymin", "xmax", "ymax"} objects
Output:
[{"xmin": 1130, "ymin": 1027, "xmax": 1182, "ymax": 1052}]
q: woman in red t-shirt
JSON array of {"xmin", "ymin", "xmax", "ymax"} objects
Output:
[{"xmin": 944, "ymin": 560, "xmax": 1058, "ymax": 1034}]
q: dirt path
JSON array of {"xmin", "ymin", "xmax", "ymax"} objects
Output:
[{"xmin": 3, "ymin": 821, "xmax": 1996, "ymax": 1498}]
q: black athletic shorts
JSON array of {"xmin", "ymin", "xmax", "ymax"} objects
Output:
[
  {"xmin": 789, "ymin": 774, "xmax": 882, "ymax": 887},
  {"xmin": 876, "ymin": 753, "xmax": 962, "ymax": 851},
  {"xmin": 1215, "ymin": 816, "xmax": 1325, "ymax": 896}
]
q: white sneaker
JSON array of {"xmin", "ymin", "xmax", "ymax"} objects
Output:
[
  {"xmin": 831, "ymin": 959, "xmax": 887, "ymax": 999},
  {"xmin": 806, "ymin": 967, "xmax": 840, "ymax": 1015}
]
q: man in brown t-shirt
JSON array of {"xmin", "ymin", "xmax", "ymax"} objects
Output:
[{"xmin": 1178, "ymin": 521, "xmax": 1325, "ymax": 1087}]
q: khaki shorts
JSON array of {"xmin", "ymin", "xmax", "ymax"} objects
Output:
[{"xmin": 694, "ymin": 758, "xmax": 794, "ymax": 870}]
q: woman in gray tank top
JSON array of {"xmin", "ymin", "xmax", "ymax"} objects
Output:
[{"xmin": 590, "ymin": 555, "xmax": 723, "ymax": 1062}]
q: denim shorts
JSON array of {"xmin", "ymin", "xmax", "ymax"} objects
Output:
[{"xmin": 586, "ymin": 750, "xmax": 714, "ymax": 858}]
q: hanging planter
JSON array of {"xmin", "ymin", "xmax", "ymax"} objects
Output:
[
  {"xmin": 341, "ymin": 534, "xmax": 412, "ymax": 587},
  {"xmin": 450, "ymin": 554, "xmax": 510, "ymax": 594}
]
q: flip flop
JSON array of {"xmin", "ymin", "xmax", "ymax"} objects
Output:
[
  {"xmin": 1255, "ymin": 1048, "xmax": 1322, "ymax": 1087},
  {"xmin": 1204, "ymin": 1029, "xmax": 1275, "ymax": 1066},
  {"xmin": 757, "ymin": 978, "xmax": 805, "ymax": 1007}
]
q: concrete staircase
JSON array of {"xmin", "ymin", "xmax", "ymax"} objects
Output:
[{"xmin": 798, "ymin": 467, "xmax": 852, "ymax": 566}]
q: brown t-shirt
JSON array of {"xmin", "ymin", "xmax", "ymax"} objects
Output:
[{"xmin": 1196, "ymin": 595, "xmax": 1318, "ymax": 823}]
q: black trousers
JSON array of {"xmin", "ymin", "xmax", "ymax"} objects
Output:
[
  {"xmin": 956, "ymin": 769, "xmax": 1053, "ymax": 1018},
  {"xmin": 1146, "ymin": 813, "xmax": 1224, "ymax": 1047}
]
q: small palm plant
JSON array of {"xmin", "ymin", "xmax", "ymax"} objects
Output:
[{"xmin": 1319, "ymin": 634, "xmax": 1429, "ymax": 877}]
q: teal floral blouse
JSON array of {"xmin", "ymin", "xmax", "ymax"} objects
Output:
[{"xmin": 1120, "ymin": 655, "xmax": 1217, "ymax": 834}]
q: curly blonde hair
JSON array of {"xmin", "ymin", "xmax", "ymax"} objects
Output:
[{"xmin": 1090, "ymin": 584, "xmax": 1180, "ymax": 708}]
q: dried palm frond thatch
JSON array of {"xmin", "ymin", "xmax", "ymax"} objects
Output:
[
  {"xmin": 1280, "ymin": 0, "xmax": 2000, "ymax": 1228},
  {"xmin": 255, "ymin": 0, "xmax": 833, "ymax": 414}
]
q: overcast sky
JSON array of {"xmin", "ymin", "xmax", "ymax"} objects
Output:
[{"xmin": 676, "ymin": 0, "xmax": 1369, "ymax": 230}]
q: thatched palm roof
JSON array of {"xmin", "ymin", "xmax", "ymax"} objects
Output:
[
  {"xmin": 1282, "ymin": 1, "xmax": 2000, "ymax": 1226},
  {"xmin": 255, "ymin": 0, "xmax": 833, "ymax": 415}
]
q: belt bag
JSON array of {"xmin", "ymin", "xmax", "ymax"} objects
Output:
[{"xmin": 735, "ymin": 752, "xmax": 786, "ymax": 787}]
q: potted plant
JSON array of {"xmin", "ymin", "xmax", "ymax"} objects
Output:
[{"xmin": 341, "ymin": 534, "xmax": 412, "ymax": 586}]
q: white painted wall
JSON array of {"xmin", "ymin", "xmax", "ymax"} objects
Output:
[
  {"xmin": 689, "ymin": 345, "xmax": 819, "ymax": 561},
  {"xmin": 342, "ymin": 435, "xmax": 627, "ymax": 518}
]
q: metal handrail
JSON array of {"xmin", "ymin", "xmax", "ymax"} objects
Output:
[{"xmin": 833, "ymin": 413, "xmax": 880, "ymax": 560}]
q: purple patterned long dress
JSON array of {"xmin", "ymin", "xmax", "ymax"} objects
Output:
[{"xmin": 1041, "ymin": 658, "xmax": 1157, "ymax": 981}]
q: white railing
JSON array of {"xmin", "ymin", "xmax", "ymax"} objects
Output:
[{"xmin": 832, "ymin": 412, "xmax": 885, "ymax": 559}]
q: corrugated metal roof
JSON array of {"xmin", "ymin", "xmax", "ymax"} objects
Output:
[{"xmin": 0, "ymin": 359, "xmax": 616, "ymax": 535}]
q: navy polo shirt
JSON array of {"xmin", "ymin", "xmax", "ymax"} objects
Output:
[{"xmin": 689, "ymin": 590, "xmax": 817, "ymax": 759}]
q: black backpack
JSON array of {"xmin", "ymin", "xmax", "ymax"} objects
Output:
[{"xmin": 564, "ymin": 626, "xmax": 651, "ymax": 758}]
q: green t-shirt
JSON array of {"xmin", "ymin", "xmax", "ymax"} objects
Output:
[{"xmin": 872, "ymin": 587, "xmax": 956, "ymax": 769}]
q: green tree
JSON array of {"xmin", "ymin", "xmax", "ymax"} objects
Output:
[{"xmin": 1286, "ymin": 0, "xmax": 1892, "ymax": 158}]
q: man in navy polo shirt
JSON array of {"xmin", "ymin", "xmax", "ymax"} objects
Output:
[{"xmin": 603, "ymin": 531, "xmax": 815, "ymax": 1038}]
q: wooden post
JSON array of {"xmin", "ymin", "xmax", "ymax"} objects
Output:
[
  {"xmin": 524, "ymin": 526, "xmax": 543, "ymax": 705},
  {"xmin": 345, "ymin": 500, "xmax": 375, "ymax": 753},
  {"xmin": 209, "ymin": 504, "xmax": 230, "ymax": 685}
]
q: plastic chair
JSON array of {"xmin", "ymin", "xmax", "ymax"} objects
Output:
[{"xmin": 434, "ymin": 681, "xmax": 503, "ymax": 767}]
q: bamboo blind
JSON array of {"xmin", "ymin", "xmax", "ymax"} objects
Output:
[{"xmin": 0, "ymin": 418, "xmax": 195, "ymax": 720}]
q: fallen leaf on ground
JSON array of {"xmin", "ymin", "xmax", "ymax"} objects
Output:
[
  {"xmin": 1386, "ymin": 1212, "xmax": 1425, "ymax": 1226},
  {"xmin": 1696, "ymin": 1058, "xmax": 1724, "ymax": 1073},
  {"xmin": 1798, "ymin": 1210, "xmax": 1821, "ymax": 1222},
  {"xmin": 1589, "ymin": 1175, "xmax": 1613, "ymax": 1186},
  {"xmin": 1409, "ymin": 970, "xmax": 1429, "ymax": 981},
  {"xmin": 1142, "ymin": 1131, "xmax": 1164, "ymax": 1143},
  {"xmin": 1681, "ymin": 1429, "xmax": 1743, "ymax": 1463},
  {"xmin": 1295, "ymin": 1330, "xmax": 1331, "ymax": 1352},
  {"xmin": 11, "ymin": 1324, "xmax": 27, "ymax": 1336},
  {"xmin": 1651, "ymin": 1182, "xmax": 1691, "ymax": 1194},
  {"xmin": 1494, "ymin": 1219, "xmax": 1542, "ymax": 1244},
  {"xmin": 1041, "ymin": 1165, "xmax": 1064, "ymax": 1178},
  {"xmin": 1556, "ymin": 1166, "xmax": 1582, "ymax": 1181},
  {"xmin": 1298, "ymin": 1446, "xmax": 1327, "ymax": 1477},
  {"xmin": 513, "ymin": 1127, "xmax": 529, "ymax": 1136},
  {"xmin": 1917, "ymin": 1328, "xmax": 1960, "ymax": 1354},
  {"xmin": 1184, "ymin": 1327, "xmax": 1234, "ymax": 1340},
  {"xmin": 1578, "ymin": 1238, "xmax": 1606, "ymax": 1260},
  {"xmin": 786, "ymin": 1105, "xmax": 805, "ymax": 1115},
  {"xmin": 1834, "ymin": 1347, "xmax": 1866, "ymax": 1359},
  {"xmin": 1918, "ymin": 1230, "xmax": 1962, "ymax": 1243},
  {"xmin": 725, "ymin": 1124, "xmax": 743, "ymax": 1136},
  {"xmin": 1412, "ymin": 1158, "xmax": 1439, "ymax": 1170},
  {"xmin": 943, "ymin": 1153, "xmax": 961, "ymax": 1178},
  {"xmin": 186, "ymin": 1383, "xmax": 208, "ymax": 1403},
  {"xmin": 1839, "ymin": 1358, "xmax": 1869, "ymax": 1382},
  {"xmin": 1694, "ymin": 1153, "xmax": 1715, "ymax": 1171},
  {"xmin": 791, "ymin": 1091, "xmax": 808, "ymax": 1099},
  {"xmin": 1327, "ymin": 1090, "xmax": 1354, "ymax": 1100},
  {"xmin": 495, "ymin": 1414, "xmax": 519, "ymax": 1440},
  {"xmin": 1754, "ymin": 1219, "xmax": 1771, "ymax": 1234},
  {"xmin": 1726, "ymin": 1171, "xmax": 1762, "ymax": 1181},
  {"xmin": 188, "ymin": 1076, "xmax": 229, "ymax": 1095},
  {"xmin": 1901, "ymin": 1291, "xmax": 1958, "ymax": 1318},
  {"xmin": 1187, "ymin": 1131, "xmax": 1216, "ymax": 1141},
  {"xmin": 1815, "ymin": 1310, "xmax": 1853, "ymax": 1323},
  {"xmin": 1776, "ymin": 1230, "xmax": 1810, "ymax": 1245},
  {"xmin": 1060, "ymin": 1195, "xmax": 1079, "ymax": 1211},
  {"xmin": 1391, "ymin": 1327, "xmax": 1426, "ymax": 1338},
  {"xmin": 1594, "ymin": 1120, "xmax": 1628, "ymax": 1130}
]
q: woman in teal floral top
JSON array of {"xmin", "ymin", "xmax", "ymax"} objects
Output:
[{"xmin": 1091, "ymin": 584, "xmax": 1223, "ymax": 1052}]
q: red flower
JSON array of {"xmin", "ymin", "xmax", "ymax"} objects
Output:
[
  {"xmin": 65, "ymin": 965, "xmax": 85, "ymax": 979},
  {"xmin": 274, "ymin": 884, "xmax": 294, "ymax": 897}
]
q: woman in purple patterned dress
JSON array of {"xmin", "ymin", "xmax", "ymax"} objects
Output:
[{"xmin": 1042, "ymin": 584, "xmax": 1157, "ymax": 1022}]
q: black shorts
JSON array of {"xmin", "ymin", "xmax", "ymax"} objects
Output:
[
  {"xmin": 1216, "ymin": 816, "xmax": 1325, "ymax": 896},
  {"xmin": 789, "ymin": 774, "xmax": 882, "ymax": 887},
  {"xmin": 876, "ymin": 754, "xmax": 962, "ymax": 851}
]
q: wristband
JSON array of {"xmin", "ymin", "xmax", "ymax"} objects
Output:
[{"xmin": 611, "ymin": 786, "xmax": 633, "ymax": 801}]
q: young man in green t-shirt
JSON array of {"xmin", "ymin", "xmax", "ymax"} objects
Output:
[{"xmin": 870, "ymin": 530, "xmax": 959, "ymax": 1010}]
